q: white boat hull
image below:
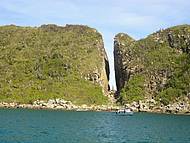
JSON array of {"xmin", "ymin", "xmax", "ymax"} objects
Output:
[{"xmin": 116, "ymin": 109, "xmax": 134, "ymax": 115}]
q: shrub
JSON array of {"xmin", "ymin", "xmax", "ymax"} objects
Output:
[{"xmin": 119, "ymin": 75, "xmax": 145, "ymax": 104}]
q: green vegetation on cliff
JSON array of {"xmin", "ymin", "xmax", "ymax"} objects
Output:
[
  {"xmin": 114, "ymin": 25, "xmax": 190, "ymax": 105},
  {"xmin": 0, "ymin": 24, "xmax": 109, "ymax": 105},
  {"xmin": 119, "ymin": 75, "xmax": 145, "ymax": 104}
]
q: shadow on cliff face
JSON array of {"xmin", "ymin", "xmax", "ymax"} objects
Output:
[
  {"xmin": 104, "ymin": 58, "xmax": 110, "ymax": 91},
  {"xmin": 113, "ymin": 33, "xmax": 134, "ymax": 95}
]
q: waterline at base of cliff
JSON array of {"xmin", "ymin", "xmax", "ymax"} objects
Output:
[{"xmin": 0, "ymin": 98, "xmax": 190, "ymax": 115}]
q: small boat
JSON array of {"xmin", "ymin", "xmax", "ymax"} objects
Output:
[{"xmin": 116, "ymin": 108, "xmax": 133, "ymax": 115}]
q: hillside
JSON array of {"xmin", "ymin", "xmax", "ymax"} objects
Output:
[
  {"xmin": 114, "ymin": 25, "xmax": 190, "ymax": 106},
  {"xmin": 0, "ymin": 24, "xmax": 110, "ymax": 105}
]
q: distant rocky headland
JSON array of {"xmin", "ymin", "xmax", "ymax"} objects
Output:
[
  {"xmin": 114, "ymin": 24, "xmax": 190, "ymax": 114},
  {"xmin": 0, "ymin": 24, "xmax": 190, "ymax": 114}
]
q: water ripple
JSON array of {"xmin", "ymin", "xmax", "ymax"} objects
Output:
[{"xmin": 0, "ymin": 109, "xmax": 190, "ymax": 143}]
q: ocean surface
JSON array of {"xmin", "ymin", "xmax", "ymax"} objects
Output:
[{"xmin": 0, "ymin": 109, "xmax": 190, "ymax": 143}]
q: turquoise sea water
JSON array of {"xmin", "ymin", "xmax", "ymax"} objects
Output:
[{"xmin": 0, "ymin": 109, "xmax": 190, "ymax": 143}]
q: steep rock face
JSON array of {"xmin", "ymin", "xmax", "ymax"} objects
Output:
[
  {"xmin": 114, "ymin": 33, "xmax": 135, "ymax": 92},
  {"xmin": 0, "ymin": 24, "xmax": 109, "ymax": 104},
  {"xmin": 114, "ymin": 25, "xmax": 190, "ymax": 105}
]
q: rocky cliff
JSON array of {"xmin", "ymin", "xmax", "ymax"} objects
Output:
[
  {"xmin": 0, "ymin": 24, "xmax": 109, "ymax": 105},
  {"xmin": 114, "ymin": 25, "xmax": 190, "ymax": 106}
]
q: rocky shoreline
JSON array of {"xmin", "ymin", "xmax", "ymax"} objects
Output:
[
  {"xmin": 124, "ymin": 98, "xmax": 190, "ymax": 115},
  {"xmin": 0, "ymin": 98, "xmax": 190, "ymax": 115},
  {"xmin": 0, "ymin": 99, "xmax": 190, "ymax": 115},
  {"xmin": 0, "ymin": 99, "xmax": 119, "ymax": 112}
]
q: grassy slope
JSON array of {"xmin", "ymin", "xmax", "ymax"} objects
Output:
[{"xmin": 0, "ymin": 24, "xmax": 108, "ymax": 105}]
